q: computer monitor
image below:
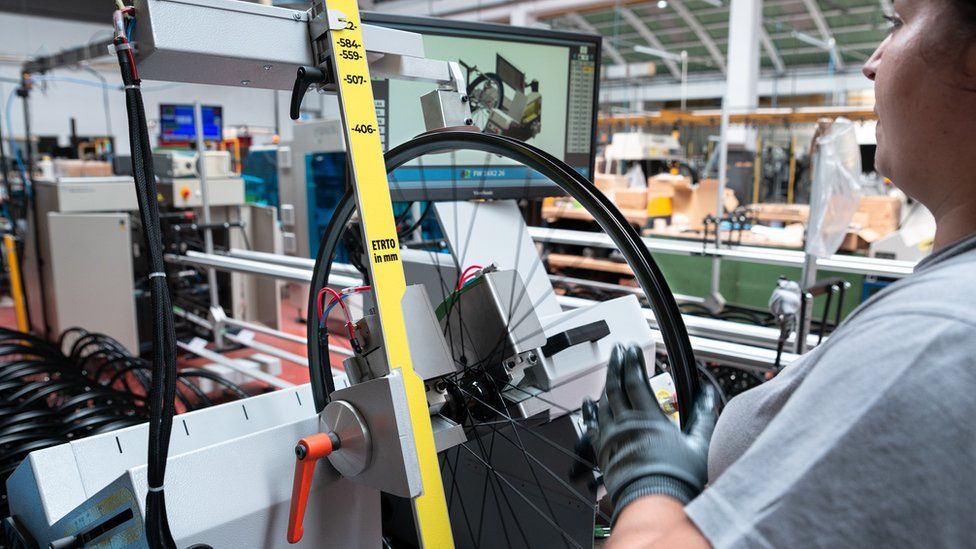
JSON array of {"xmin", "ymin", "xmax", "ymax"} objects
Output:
[
  {"xmin": 361, "ymin": 13, "xmax": 601, "ymax": 201},
  {"xmin": 159, "ymin": 104, "xmax": 223, "ymax": 143}
]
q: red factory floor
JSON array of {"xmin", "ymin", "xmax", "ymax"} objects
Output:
[
  {"xmin": 0, "ymin": 298, "xmax": 352, "ymax": 393},
  {"xmin": 177, "ymin": 301, "xmax": 329, "ymax": 387}
]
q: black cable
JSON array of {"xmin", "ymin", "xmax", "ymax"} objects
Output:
[
  {"xmin": 695, "ymin": 361, "xmax": 728, "ymax": 408},
  {"xmin": 0, "ymin": 101, "xmax": 13, "ymax": 224},
  {"xmin": 394, "ymin": 201, "xmax": 415, "ymax": 226},
  {"xmin": 178, "ymin": 370, "xmax": 251, "ymax": 400},
  {"xmin": 236, "ymin": 224, "xmax": 252, "ymax": 251},
  {"xmin": 114, "ymin": 25, "xmax": 179, "ymax": 547},
  {"xmin": 397, "ymin": 201, "xmax": 433, "ymax": 238},
  {"xmin": 0, "ymin": 324, "xmax": 249, "ymax": 520},
  {"xmin": 773, "ymin": 333, "xmax": 787, "ymax": 372},
  {"xmin": 19, "ymin": 82, "xmax": 52, "ymax": 338}
]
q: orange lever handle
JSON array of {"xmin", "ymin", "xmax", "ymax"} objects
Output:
[{"xmin": 287, "ymin": 432, "xmax": 335, "ymax": 544}]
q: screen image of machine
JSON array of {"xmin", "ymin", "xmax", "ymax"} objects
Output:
[
  {"xmin": 160, "ymin": 104, "xmax": 223, "ymax": 142},
  {"xmin": 361, "ymin": 13, "xmax": 601, "ymax": 201}
]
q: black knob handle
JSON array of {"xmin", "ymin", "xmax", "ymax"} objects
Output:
[
  {"xmin": 290, "ymin": 66, "xmax": 328, "ymax": 120},
  {"xmin": 541, "ymin": 319, "xmax": 611, "ymax": 358}
]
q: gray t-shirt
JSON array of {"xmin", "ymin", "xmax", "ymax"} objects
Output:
[{"xmin": 685, "ymin": 233, "xmax": 976, "ymax": 548}]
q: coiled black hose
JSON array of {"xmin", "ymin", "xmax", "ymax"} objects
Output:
[{"xmin": 0, "ymin": 326, "xmax": 249, "ymax": 520}]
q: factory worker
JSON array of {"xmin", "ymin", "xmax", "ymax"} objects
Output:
[{"xmin": 586, "ymin": 1, "xmax": 976, "ymax": 547}]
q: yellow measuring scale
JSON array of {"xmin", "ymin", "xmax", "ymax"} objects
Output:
[{"xmin": 324, "ymin": 2, "xmax": 454, "ymax": 546}]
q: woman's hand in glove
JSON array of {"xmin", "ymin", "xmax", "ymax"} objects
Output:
[{"xmin": 583, "ymin": 343, "xmax": 717, "ymax": 523}]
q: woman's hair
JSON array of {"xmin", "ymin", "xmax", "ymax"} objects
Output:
[
  {"xmin": 949, "ymin": 0, "xmax": 976, "ymax": 31},
  {"xmin": 935, "ymin": 0, "xmax": 976, "ymax": 89}
]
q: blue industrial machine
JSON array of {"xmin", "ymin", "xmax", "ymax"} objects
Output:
[{"xmin": 242, "ymin": 146, "xmax": 280, "ymax": 208}]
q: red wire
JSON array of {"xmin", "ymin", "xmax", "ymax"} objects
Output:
[
  {"xmin": 120, "ymin": 35, "xmax": 139, "ymax": 81},
  {"xmin": 318, "ymin": 286, "xmax": 370, "ymax": 340},
  {"xmin": 114, "ymin": 7, "xmax": 139, "ymax": 81},
  {"xmin": 317, "ymin": 287, "xmax": 347, "ymax": 321},
  {"xmin": 457, "ymin": 265, "xmax": 484, "ymax": 290}
]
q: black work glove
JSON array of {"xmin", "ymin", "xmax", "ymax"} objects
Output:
[{"xmin": 583, "ymin": 343, "xmax": 717, "ymax": 524}]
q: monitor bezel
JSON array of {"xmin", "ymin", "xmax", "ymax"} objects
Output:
[{"xmin": 360, "ymin": 12, "xmax": 602, "ymax": 200}]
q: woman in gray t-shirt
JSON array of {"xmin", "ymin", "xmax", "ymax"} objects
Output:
[{"xmin": 588, "ymin": 2, "xmax": 976, "ymax": 547}]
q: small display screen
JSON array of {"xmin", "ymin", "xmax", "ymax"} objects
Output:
[{"xmin": 160, "ymin": 104, "xmax": 223, "ymax": 142}]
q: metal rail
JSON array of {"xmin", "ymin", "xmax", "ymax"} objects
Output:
[
  {"xmin": 176, "ymin": 341, "xmax": 295, "ymax": 389},
  {"xmin": 206, "ymin": 249, "xmax": 821, "ymax": 351},
  {"xmin": 556, "ymin": 295, "xmax": 796, "ymax": 371},
  {"xmin": 223, "ymin": 333, "xmax": 311, "ymax": 367},
  {"xmin": 527, "ymin": 226, "xmax": 917, "ymax": 278},
  {"xmin": 173, "ymin": 304, "xmax": 354, "ymax": 361},
  {"xmin": 168, "ymin": 251, "xmax": 799, "ymax": 370},
  {"xmin": 228, "ymin": 248, "xmax": 706, "ymax": 305},
  {"xmin": 166, "ymin": 251, "xmax": 361, "ymax": 287}
]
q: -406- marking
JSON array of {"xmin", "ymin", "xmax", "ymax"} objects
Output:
[{"xmin": 351, "ymin": 124, "xmax": 376, "ymax": 135}]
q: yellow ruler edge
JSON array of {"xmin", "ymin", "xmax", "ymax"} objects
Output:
[{"xmin": 326, "ymin": 3, "xmax": 454, "ymax": 547}]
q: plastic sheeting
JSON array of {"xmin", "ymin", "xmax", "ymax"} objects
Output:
[{"xmin": 806, "ymin": 118, "xmax": 863, "ymax": 258}]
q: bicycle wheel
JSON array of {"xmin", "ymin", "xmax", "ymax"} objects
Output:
[
  {"xmin": 467, "ymin": 73, "xmax": 505, "ymax": 131},
  {"xmin": 307, "ymin": 130, "xmax": 699, "ymax": 548}
]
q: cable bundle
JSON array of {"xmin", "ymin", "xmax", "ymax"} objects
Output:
[
  {"xmin": 112, "ymin": 5, "xmax": 180, "ymax": 546},
  {"xmin": 0, "ymin": 327, "xmax": 249, "ymax": 519}
]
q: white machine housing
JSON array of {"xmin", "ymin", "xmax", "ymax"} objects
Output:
[{"xmin": 6, "ymin": 383, "xmax": 383, "ymax": 548}]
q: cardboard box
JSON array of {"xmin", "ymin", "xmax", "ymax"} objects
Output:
[
  {"xmin": 841, "ymin": 228, "xmax": 882, "ymax": 252},
  {"xmin": 850, "ymin": 211, "xmax": 871, "ymax": 230},
  {"xmin": 650, "ymin": 175, "xmax": 738, "ymax": 230},
  {"xmin": 53, "ymin": 159, "xmax": 114, "ymax": 178},
  {"xmin": 614, "ymin": 188, "xmax": 648, "ymax": 210},
  {"xmin": 82, "ymin": 161, "xmax": 113, "ymax": 177},
  {"xmin": 647, "ymin": 179, "xmax": 676, "ymax": 199},
  {"xmin": 839, "ymin": 196, "xmax": 901, "ymax": 251},
  {"xmin": 858, "ymin": 195, "xmax": 901, "ymax": 234},
  {"xmin": 746, "ymin": 203, "xmax": 810, "ymax": 224},
  {"xmin": 594, "ymin": 173, "xmax": 629, "ymax": 195},
  {"xmin": 53, "ymin": 159, "xmax": 85, "ymax": 178}
]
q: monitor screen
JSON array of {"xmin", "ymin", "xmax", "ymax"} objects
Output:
[
  {"xmin": 361, "ymin": 13, "xmax": 601, "ymax": 201},
  {"xmin": 160, "ymin": 104, "xmax": 223, "ymax": 142},
  {"xmin": 495, "ymin": 54, "xmax": 527, "ymax": 92}
]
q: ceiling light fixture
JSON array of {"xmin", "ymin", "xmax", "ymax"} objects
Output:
[{"xmin": 633, "ymin": 44, "xmax": 683, "ymax": 62}]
